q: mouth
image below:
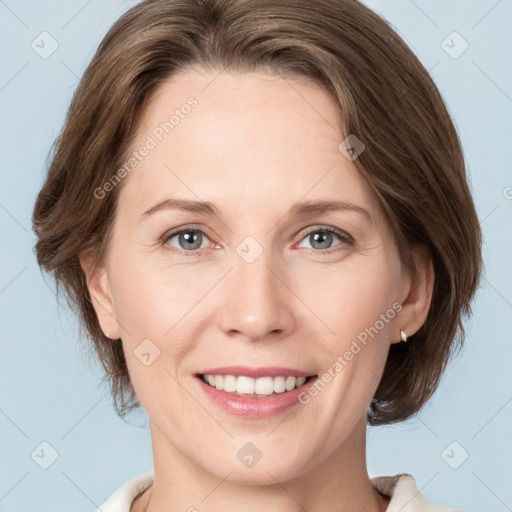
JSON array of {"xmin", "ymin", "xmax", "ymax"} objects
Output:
[
  {"xmin": 197, "ymin": 373, "xmax": 317, "ymax": 398},
  {"xmin": 193, "ymin": 366, "xmax": 319, "ymax": 418}
]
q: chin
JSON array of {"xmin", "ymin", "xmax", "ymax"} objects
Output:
[
  {"xmin": 190, "ymin": 443, "xmax": 314, "ymax": 486},
  {"xmin": 214, "ymin": 461, "xmax": 307, "ymax": 487}
]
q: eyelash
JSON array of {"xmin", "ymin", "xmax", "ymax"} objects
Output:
[{"xmin": 159, "ymin": 224, "xmax": 354, "ymax": 257}]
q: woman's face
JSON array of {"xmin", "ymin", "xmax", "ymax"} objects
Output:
[{"xmin": 88, "ymin": 68, "xmax": 417, "ymax": 483}]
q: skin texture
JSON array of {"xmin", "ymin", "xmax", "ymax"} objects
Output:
[{"xmin": 80, "ymin": 68, "xmax": 434, "ymax": 512}]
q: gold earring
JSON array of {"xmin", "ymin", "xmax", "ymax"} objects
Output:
[{"xmin": 400, "ymin": 329, "xmax": 408, "ymax": 343}]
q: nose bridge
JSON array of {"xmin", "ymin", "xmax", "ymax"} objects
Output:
[{"xmin": 218, "ymin": 239, "xmax": 294, "ymax": 340}]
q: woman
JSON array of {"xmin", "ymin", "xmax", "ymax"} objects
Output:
[{"xmin": 32, "ymin": 0, "xmax": 482, "ymax": 510}]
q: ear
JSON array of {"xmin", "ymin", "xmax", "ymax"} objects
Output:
[
  {"xmin": 79, "ymin": 250, "xmax": 122, "ymax": 340},
  {"xmin": 392, "ymin": 244, "xmax": 435, "ymax": 344}
]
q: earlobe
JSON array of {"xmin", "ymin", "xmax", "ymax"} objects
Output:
[
  {"xmin": 79, "ymin": 251, "xmax": 121, "ymax": 340},
  {"xmin": 393, "ymin": 245, "xmax": 435, "ymax": 344}
]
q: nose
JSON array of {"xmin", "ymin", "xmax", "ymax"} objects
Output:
[{"xmin": 217, "ymin": 248, "xmax": 296, "ymax": 342}]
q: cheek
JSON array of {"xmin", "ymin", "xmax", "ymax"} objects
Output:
[
  {"xmin": 109, "ymin": 257, "xmax": 217, "ymax": 387},
  {"xmin": 111, "ymin": 255, "xmax": 206, "ymax": 336},
  {"xmin": 298, "ymin": 263, "xmax": 398, "ymax": 420},
  {"xmin": 297, "ymin": 258, "xmax": 400, "ymax": 347}
]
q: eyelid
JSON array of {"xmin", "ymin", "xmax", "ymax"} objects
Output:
[
  {"xmin": 296, "ymin": 225, "xmax": 354, "ymax": 244},
  {"xmin": 293, "ymin": 225, "xmax": 354, "ymax": 255},
  {"xmin": 161, "ymin": 224, "xmax": 215, "ymax": 240}
]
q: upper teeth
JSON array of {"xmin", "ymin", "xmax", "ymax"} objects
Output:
[{"xmin": 203, "ymin": 375, "xmax": 308, "ymax": 396}]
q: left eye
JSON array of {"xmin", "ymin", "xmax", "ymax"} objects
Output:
[{"xmin": 296, "ymin": 228, "xmax": 351, "ymax": 251}]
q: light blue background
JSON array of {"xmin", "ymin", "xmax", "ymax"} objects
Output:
[{"xmin": 1, "ymin": 1, "xmax": 511, "ymax": 511}]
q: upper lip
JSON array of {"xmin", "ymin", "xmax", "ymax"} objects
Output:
[{"xmin": 196, "ymin": 366, "xmax": 317, "ymax": 378}]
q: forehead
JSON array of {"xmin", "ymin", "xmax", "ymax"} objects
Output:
[{"xmin": 117, "ymin": 68, "xmax": 377, "ymax": 220}]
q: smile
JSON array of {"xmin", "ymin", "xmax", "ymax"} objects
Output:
[
  {"xmin": 200, "ymin": 374, "xmax": 312, "ymax": 397},
  {"xmin": 194, "ymin": 366, "xmax": 319, "ymax": 419}
]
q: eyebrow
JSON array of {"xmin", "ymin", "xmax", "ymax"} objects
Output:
[{"xmin": 141, "ymin": 198, "xmax": 372, "ymax": 223}]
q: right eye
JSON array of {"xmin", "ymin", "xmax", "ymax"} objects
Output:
[{"xmin": 161, "ymin": 227, "xmax": 214, "ymax": 254}]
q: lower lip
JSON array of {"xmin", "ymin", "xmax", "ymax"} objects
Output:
[{"xmin": 195, "ymin": 375, "xmax": 318, "ymax": 419}]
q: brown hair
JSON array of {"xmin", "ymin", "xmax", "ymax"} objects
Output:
[{"xmin": 32, "ymin": 0, "xmax": 482, "ymax": 425}]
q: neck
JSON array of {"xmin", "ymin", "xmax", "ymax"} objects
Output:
[{"xmin": 133, "ymin": 415, "xmax": 389, "ymax": 512}]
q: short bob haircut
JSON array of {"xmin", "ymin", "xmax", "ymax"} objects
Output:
[{"xmin": 32, "ymin": 0, "xmax": 482, "ymax": 426}]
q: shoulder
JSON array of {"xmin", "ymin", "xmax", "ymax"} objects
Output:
[
  {"xmin": 94, "ymin": 471, "xmax": 154, "ymax": 512},
  {"xmin": 371, "ymin": 473, "xmax": 464, "ymax": 511}
]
